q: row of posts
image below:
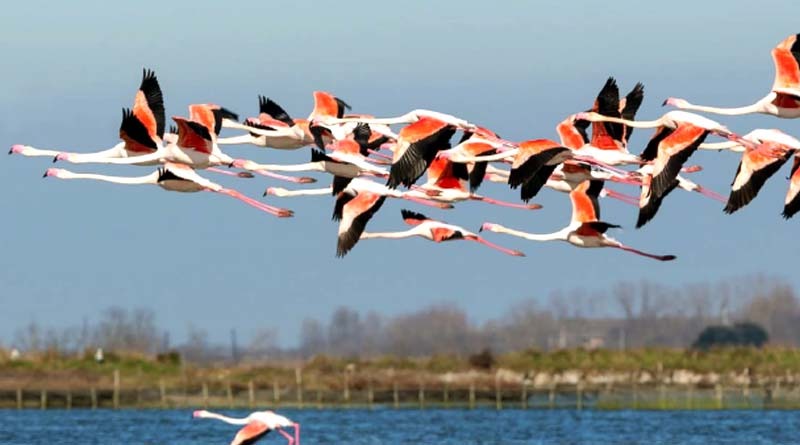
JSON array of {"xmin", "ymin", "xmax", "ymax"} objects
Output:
[{"xmin": 10, "ymin": 367, "xmax": 765, "ymax": 410}]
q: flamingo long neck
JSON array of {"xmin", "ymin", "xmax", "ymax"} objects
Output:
[
  {"xmin": 63, "ymin": 145, "xmax": 130, "ymax": 163},
  {"xmin": 57, "ymin": 171, "xmax": 157, "ymax": 185},
  {"xmin": 81, "ymin": 150, "xmax": 162, "ymax": 166},
  {"xmin": 678, "ymin": 101, "xmax": 765, "ymax": 116},
  {"xmin": 249, "ymin": 161, "xmax": 323, "ymax": 172},
  {"xmin": 202, "ymin": 412, "xmax": 250, "ymax": 425},
  {"xmin": 698, "ymin": 141, "xmax": 743, "ymax": 152},
  {"xmin": 14, "ymin": 146, "xmax": 65, "ymax": 157},
  {"xmin": 492, "ymin": 225, "xmax": 566, "ymax": 242},
  {"xmin": 217, "ymin": 135, "xmax": 258, "ymax": 145},
  {"xmin": 455, "ymin": 148, "xmax": 517, "ymax": 163},
  {"xmin": 590, "ymin": 115, "xmax": 662, "ymax": 129},
  {"xmin": 276, "ymin": 187, "xmax": 332, "ymax": 197},
  {"xmin": 360, "ymin": 229, "xmax": 418, "ymax": 240}
]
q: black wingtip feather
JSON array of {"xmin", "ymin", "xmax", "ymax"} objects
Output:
[
  {"xmin": 139, "ymin": 68, "xmax": 165, "ymax": 138},
  {"xmin": 401, "ymin": 209, "xmax": 428, "ymax": 222}
]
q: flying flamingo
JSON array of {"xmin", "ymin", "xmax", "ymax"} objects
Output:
[
  {"xmin": 43, "ymin": 163, "xmax": 293, "ymax": 218},
  {"xmin": 63, "ymin": 104, "xmax": 314, "ymax": 184},
  {"xmin": 414, "ymin": 156, "xmax": 541, "ymax": 210},
  {"xmin": 218, "ymin": 95, "xmax": 314, "ymax": 149},
  {"xmin": 319, "ymin": 107, "xmax": 479, "ymax": 133},
  {"xmin": 783, "ymin": 153, "xmax": 800, "ymax": 218},
  {"xmin": 11, "ymin": 69, "xmax": 164, "ymax": 161},
  {"xmin": 359, "ymin": 209, "xmax": 525, "ymax": 256},
  {"xmin": 665, "ymin": 33, "xmax": 800, "ymax": 118},
  {"xmin": 193, "ymin": 409, "xmax": 299, "ymax": 445},
  {"xmin": 575, "ymin": 110, "xmax": 748, "ymax": 199},
  {"xmin": 481, "ymin": 180, "xmax": 676, "ymax": 261}
]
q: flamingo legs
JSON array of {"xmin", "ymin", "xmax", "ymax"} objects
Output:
[
  {"xmin": 215, "ymin": 188, "xmax": 294, "ymax": 217},
  {"xmin": 465, "ymin": 235, "xmax": 525, "ymax": 257},
  {"xmin": 469, "ymin": 195, "xmax": 542, "ymax": 210},
  {"xmin": 614, "ymin": 243, "xmax": 676, "ymax": 261}
]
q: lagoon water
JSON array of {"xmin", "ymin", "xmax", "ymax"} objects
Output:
[{"xmin": 0, "ymin": 408, "xmax": 796, "ymax": 444}]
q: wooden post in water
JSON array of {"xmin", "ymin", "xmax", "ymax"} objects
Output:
[
  {"xmin": 576, "ymin": 382, "xmax": 583, "ymax": 410},
  {"xmin": 418, "ymin": 382, "xmax": 425, "ymax": 409},
  {"xmin": 495, "ymin": 374, "xmax": 502, "ymax": 410},
  {"xmin": 273, "ymin": 379, "xmax": 280, "ymax": 406},
  {"xmin": 91, "ymin": 387, "xmax": 98, "ymax": 410},
  {"xmin": 343, "ymin": 372, "xmax": 350, "ymax": 406},
  {"xmin": 66, "ymin": 391, "xmax": 72, "ymax": 410},
  {"xmin": 113, "ymin": 369, "xmax": 120, "ymax": 409},
  {"xmin": 393, "ymin": 380, "xmax": 399, "ymax": 409},
  {"xmin": 295, "ymin": 368, "xmax": 303, "ymax": 409},
  {"xmin": 159, "ymin": 379, "xmax": 167, "ymax": 409},
  {"xmin": 743, "ymin": 384, "xmax": 750, "ymax": 408},
  {"xmin": 226, "ymin": 381, "xmax": 234, "ymax": 409},
  {"xmin": 632, "ymin": 382, "xmax": 639, "ymax": 410},
  {"xmin": 443, "ymin": 380, "xmax": 449, "ymax": 408},
  {"xmin": 687, "ymin": 385, "xmax": 693, "ymax": 410},
  {"xmin": 715, "ymin": 384, "xmax": 723, "ymax": 409},
  {"xmin": 521, "ymin": 380, "xmax": 528, "ymax": 409},
  {"xmin": 469, "ymin": 382, "xmax": 476, "ymax": 409},
  {"xmin": 202, "ymin": 383, "xmax": 209, "ymax": 409},
  {"xmin": 16, "ymin": 388, "xmax": 22, "ymax": 410},
  {"xmin": 316, "ymin": 388, "xmax": 323, "ymax": 409},
  {"xmin": 367, "ymin": 377, "xmax": 374, "ymax": 410},
  {"xmin": 40, "ymin": 389, "xmax": 47, "ymax": 410},
  {"xmin": 658, "ymin": 384, "xmax": 666, "ymax": 410},
  {"xmin": 248, "ymin": 380, "xmax": 255, "ymax": 409},
  {"xmin": 548, "ymin": 384, "xmax": 555, "ymax": 409}
]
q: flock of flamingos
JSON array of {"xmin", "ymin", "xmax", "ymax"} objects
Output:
[
  {"xmin": 6, "ymin": 33, "xmax": 800, "ymax": 443},
  {"xmin": 11, "ymin": 35, "xmax": 800, "ymax": 265}
]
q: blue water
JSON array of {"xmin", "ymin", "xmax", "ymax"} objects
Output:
[{"xmin": 0, "ymin": 408, "xmax": 797, "ymax": 444}]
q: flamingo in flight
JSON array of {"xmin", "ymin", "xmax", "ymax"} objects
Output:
[
  {"xmin": 665, "ymin": 33, "xmax": 800, "ymax": 119},
  {"xmin": 334, "ymin": 190, "xmax": 388, "ymax": 257},
  {"xmin": 359, "ymin": 209, "xmax": 525, "ymax": 257},
  {"xmin": 481, "ymin": 180, "xmax": 675, "ymax": 261},
  {"xmin": 575, "ymin": 110, "xmax": 749, "ymax": 227},
  {"xmin": 218, "ymin": 95, "xmax": 314, "ymax": 149},
  {"xmin": 725, "ymin": 142, "xmax": 795, "ymax": 214},
  {"xmin": 43, "ymin": 163, "xmax": 293, "ymax": 217},
  {"xmin": 11, "ymin": 69, "xmax": 165, "ymax": 162},
  {"xmin": 783, "ymin": 152, "xmax": 800, "ymax": 218},
  {"xmin": 193, "ymin": 409, "xmax": 299, "ymax": 445}
]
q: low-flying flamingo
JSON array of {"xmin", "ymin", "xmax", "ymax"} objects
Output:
[
  {"xmin": 665, "ymin": 33, "xmax": 800, "ymax": 119},
  {"xmin": 360, "ymin": 209, "xmax": 525, "ymax": 256},
  {"xmin": 320, "ymin": 107, "xmax": 479, "ymax": 133},
  {"xmin": 44, "ymin": 163, "xmax": 292, "ymax": 217},
  {"xmin": 193, "ymin": 409, "xmax": 299, "ymax": 445},
  {"xmin": 334, "ymin": 190, "xmax": 387, "ymax": 257},
  {"xmin": 415, "ymin": 156, "xmax": 541, "ymax": 210},
  {"xmin": 481, "ymin": 180, "xmax": 676, "ymax": 261},
  {"xmin": 11, "ymin": 69, "xmax": 164, "ymax": 161},
  {"xmin": 436, "ymin": 127, "xmax": 514, "ymax": 192}
]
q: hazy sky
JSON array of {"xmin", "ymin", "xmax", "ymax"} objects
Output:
[{"xmin": 2, "ymin": 1, "xmax": 799, "ymax": 346}]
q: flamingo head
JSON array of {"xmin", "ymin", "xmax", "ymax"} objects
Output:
[
  {"xmin": 43, "ymin": 168, "xmax": 66, "ymax": 178},
  {"xmin": 479, "ymin": 222, "xmax": 498, "ymax": 232},
  {"xmin": 662, "ymin": 97, "xmax": 690, "ymax": 108},
  {"xmin": 54, "ymin": 152, "xmax": 72, "ymax": 162},
  {"xmin": 9, "ymin": 144, "xmax": 26, "ymax": 155},
  {"xmin": 192, "ymin": 410, "xmax": 211, "ymax": 418}
]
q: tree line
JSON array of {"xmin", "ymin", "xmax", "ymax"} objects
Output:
[{"xmin": 6, "ymin": 276, "xmax": 799, "ymax": 363}]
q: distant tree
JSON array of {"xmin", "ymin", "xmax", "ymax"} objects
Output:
[
  {"xmin": 300, "ymin": 319, "xmax": 326, "ymax": 357},
  {"xmin": 327, "ymin": 307, "xmax": 364, "ymax": 357},
  {"xmin": 692, "ymin": 322, "xmax": 769, "ymax": 349},
  {"xmin": 468, "ymin": 348, "xmax": 495, "ymax": 370}
]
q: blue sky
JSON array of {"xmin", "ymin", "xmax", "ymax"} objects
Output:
[{"xmin": 2, "ymin": 1, "xmax": 799, "ymax": 346}]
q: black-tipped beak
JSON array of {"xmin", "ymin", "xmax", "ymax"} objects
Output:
[
  {"xmin": 228, "ymin": 162, "xmax": 235, "ymax": 168},
  {"xmin": 52, "ymin": 156, "xmax": 59, "ymax": 163},
  {"xmin": 7, "ymin": 149, "xmax": 12, "ymax": 155},
  {"xmin": 661, "ymin": 99, "xmax": 668, "ymax": 107},
  {"xmin": 262, "ymin": 190, "xmax": 268, "ymax": 197},
  {"xmin": 478, "ymin": 225, "xmax": 484, "ymax": 233},
  {"xmin": 42, "ymin": 171, "xmax": 48, "ymax": 178}
]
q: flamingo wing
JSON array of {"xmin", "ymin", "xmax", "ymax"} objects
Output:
[
  {"xmin": 119, "ymin": 108, "xmax": 159, "ymax": 154},
  {"xmin": 636, "ymin": 173, "xmax": 679, "ymax": 229},
  {"xmin": 650, "ymin": 123, "xmax": 709, "ymax": 199},
  {"xmin": 388, "ymin": 119, "xmax": 455, "ymax": 189},
  {"xmin": 336, "ymin": 191, "xmax": 386, "ymax": 257},
  {"xmin": 173, "ymin": 117, "xmax": 214, "ymax": 154},
  {"xmin": 556, "ymin": 118, "xmax": 588, "ymax": 150},
  {"xmin": 430, "ymin": 226, "xmax": 464, "ymax": 242},
  {"xmin": 620, "ymin": 82, "xmax": 645, "ymax": 143},
  {"xmin": 771, "ymin": 33, "xmax": 800, "ymax": 94},
  {"xmin": 724, "ymin": 145, "xmax": 792, "ymax": 214},
  {"xmin": 783, "ymin": 155, "xmax": 800, "ymax": 218},
  {"xmin": 231, "ymin": 421, "xmax": 270, "ymax": 445},
  {"xmin": 401, "ymin": 209, "xmax": 430, "ymax": 226},
  {"xmin": 133, "ymin": 69, "xmax": 165, "ymax": 140},
  {"xmin": 569, "ymin": 179, "xmax": 603, "ymax": 224},
  {"xmin": 259, "ymin": 96, "xmax": 295, "ymax": 127}
]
